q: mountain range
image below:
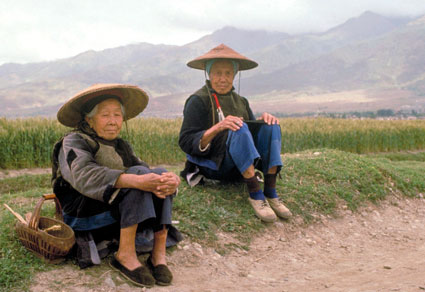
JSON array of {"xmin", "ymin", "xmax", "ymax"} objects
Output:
[{"xmin": 1, "ymin": 11, "xmax": 425, "ymax": 118}]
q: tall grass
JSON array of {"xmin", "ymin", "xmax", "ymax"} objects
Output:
[
  {"xmin": 0, "ymin": 117, "xmax": 185, "ymax": 169},
  {"xmin": 121, "ymin": 118, "xmax": 185, "ymax": 165},
  {"xmin": 0, "ymin": 118, "xmax": 67, "ymax": 169},
  {"xmin": 0, "ymin": 117, "xmax": 424, "ymax": 169},
  {"xmin": 281, "ymin": 118, "xmax": 425, "ymax": 154}
]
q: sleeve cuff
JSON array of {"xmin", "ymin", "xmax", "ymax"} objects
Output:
[{"xmin": 199, "ymin": 142, "xmax": 210, "ymax": 152}]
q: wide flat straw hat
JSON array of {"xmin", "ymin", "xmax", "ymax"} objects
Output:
[
  {"xmin": 57, "ymin": 83, "xmax": 149, "ymax": 127},
  {"xmin": 187, "ymin": 43, "xmax": 258, "ymax": 71}
]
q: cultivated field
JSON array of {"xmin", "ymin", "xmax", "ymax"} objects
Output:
[{"xmin": 1, "ymin": 117, "xmax": 424, "ymax": 169}]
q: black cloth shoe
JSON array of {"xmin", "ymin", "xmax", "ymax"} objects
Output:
[
  {"xmin": 110, "ymin": 255, "xmax": 155, "ymax": 288},
  {"xmin": 146, "ymin": 255, "xmax": 173, "ymax": 286}
]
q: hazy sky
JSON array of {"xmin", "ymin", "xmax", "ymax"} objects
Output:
[{"xmin": 1, "ymin": 0, "xmax": 424, "ymax": 65}]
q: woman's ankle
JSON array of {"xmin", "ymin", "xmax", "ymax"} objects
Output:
[{"xmin": 116, "ymin": 251, "xmax": 141, "ymax": 270}]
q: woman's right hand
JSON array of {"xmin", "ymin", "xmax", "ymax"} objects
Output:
[
  {"xmin": 217, "ymin": 115, "xmax": 244, "ymax": 132},
  {"xmin": 200, "ymin": 115, "xmax": 244, "ymax": 149}
]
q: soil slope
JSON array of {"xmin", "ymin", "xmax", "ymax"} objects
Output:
[{"xmin": 30, "ymin": 195, "xmax": 425, "ymax": 292}]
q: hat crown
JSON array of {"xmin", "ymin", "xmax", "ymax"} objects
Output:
[{"xmin": 211, "ymin": 44, "xmax": 228, "ymax": 53}]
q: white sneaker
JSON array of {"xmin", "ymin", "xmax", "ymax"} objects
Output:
[
  {"xmin": 248, "ymin": 198, "xmax": 277, "ymax": 222},
  {"xmin": 267, "ymin": 198, "xmax": 292, "ymax": 219}
]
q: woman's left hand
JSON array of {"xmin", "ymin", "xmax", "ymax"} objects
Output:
[
  {"xmin": 258, "ymin": 112, "xmax": 279, "ymax": 125},
  {"xmin": 153, "ymin": 172, "xmax": 181, "ymax": 198}
]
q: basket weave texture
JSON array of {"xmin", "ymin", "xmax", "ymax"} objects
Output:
[{"xmin": 15, "ymin": 194, "xmax": 75, "ymax": 264}]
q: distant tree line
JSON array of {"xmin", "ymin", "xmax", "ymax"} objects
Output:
[{"xmin": 258, "ymin": 109, "xmax": 425, "ymax": 119}]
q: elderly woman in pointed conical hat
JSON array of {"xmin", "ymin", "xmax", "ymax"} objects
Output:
[
  {"xmin": 53, "ymin": 84, "xmax": 182, "ymax": 287},
  {"xmin": 179, "ymin": 44, "xmax": 292, "ymax": 223}
]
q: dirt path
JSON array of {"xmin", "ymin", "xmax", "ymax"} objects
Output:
[
  {"xmin": 0, "ymin": 168, "xmax": 51, "ymax": 180},
  {"xmin": 29, "ymin": 194, "xmax": 425, "ymax": 292}
]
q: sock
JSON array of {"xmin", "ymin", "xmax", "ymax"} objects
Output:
[
  {"xmin": 264, "ymin": 187, "xmax": 278, "ymax": 199},
  {"xmin": 264, "ymin": 174, "xmax": 279, "ymax": 199},
  {"xmin": 244, "ymin": 176, "xmax": 265, "ymax": 200},
  {"xmin": 249, "ymin": 189, "xmax": 265, "ymax": 200}
]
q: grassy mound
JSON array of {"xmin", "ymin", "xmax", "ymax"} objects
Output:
[{"xmin": 0, "ymin": 149, "xmax": 424, "ymax": 291}]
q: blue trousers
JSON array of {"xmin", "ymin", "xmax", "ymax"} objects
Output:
[{"xmin": 188, "ymin": 122, "xmax": 283, "ymax": 180}]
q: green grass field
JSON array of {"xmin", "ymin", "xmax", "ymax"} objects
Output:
[
  {"xmin": 0, "ymin": 117, "xmax": 425, "ymax": 291},
  {"xmin": 1, "ymin": 117, "xmax": 424, "ymax": 169}
]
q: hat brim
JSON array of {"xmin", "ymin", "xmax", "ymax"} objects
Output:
[{"xmin": 57, "ymin": 84, "xmax": 149, "ymax": 127}]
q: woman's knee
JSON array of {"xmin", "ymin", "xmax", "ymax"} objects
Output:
[
  {"xmin": 118, "ymin": 188, "xmax": 147, "ymax": 207},
  {"xmin": 263, "ymin": 123, "xmax": 282, "ymax": 137},
  {"xmin": 229, "ymin": 123, "xmax": 253, "ymax": 142},
  {"xmin": 126, "ymin": 165, "xmax": 151, "ymax": 175},
  {"xmin": 150, "ymin": 167, "xmax": 167, "ymax": 175},
  {"xmin": 238, "ymin": 123, "xmax": 251, "ymax": 135},
  {"xmin": 126, "ymin": 165, "xmax": 167, "ymax": 175},
  {"xmin": 253, "ymin": 124, "xmax": 282, "ymax": 145}
]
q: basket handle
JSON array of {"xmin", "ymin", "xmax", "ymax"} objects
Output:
[{"xmin": 28, "ymin": 193, "xmax": 64, "ymax": 230}]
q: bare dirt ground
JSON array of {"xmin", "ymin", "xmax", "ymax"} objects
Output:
[
  {"xmin": 29, "ymin": 193, "xmax": 425, "ymax": 292},
  {"xmin": 0, "ymin": 168, "xmax": 51, "ymax": 180}
]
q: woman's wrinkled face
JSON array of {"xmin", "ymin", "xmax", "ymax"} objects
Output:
[
  {"xmin": 209, "ymin": 60, "xmax": 235, "ymax": 94},
  {"xmin": 85, "ymin": 98, "xmax": 123, "ymax": 140}
]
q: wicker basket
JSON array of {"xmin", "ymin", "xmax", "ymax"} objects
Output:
[{"xmin": 15, "ymin": 193, "xmax": 75, "ymax": 264}]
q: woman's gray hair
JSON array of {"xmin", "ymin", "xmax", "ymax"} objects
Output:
[{"xmin": 85, "ymin": 102, "xmax": 126, "ymax": 119}]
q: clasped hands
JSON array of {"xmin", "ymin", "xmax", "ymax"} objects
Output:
[{"xmin": 141, "ymin": 172, "xmax": 181, "ymax": 199}]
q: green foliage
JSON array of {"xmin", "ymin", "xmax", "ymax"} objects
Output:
[
  {"xmin": 365, "ymin": 151, "xmax": 425, "ymax": 162},
  {"xmin": 0, "ymin": 150, "xmax": 424, "ymax": 291},
  {"xmin": 281, "ymin": 150, "xmax": 391, "ymax": 218},
  {"xmin": 173, "ymin": 182, "xmax": 264, "ymax": 244},
  {"xmin": 0, "ymin": 116, "xmax": 424, "ymax": 291},
  {"xmin": 1, "ymin": 117, "xmax": 425, "ymax": 169},
  {"xmin": 281, "ymin": 118, "xmax": 425, "ymax": 154},
  {"xmin": 0, "ymin": 184, "xmax": 54, "ymax": 292},
  {"xmin": 0, "ymin": 117, "xmax": 186, "ymax": 169},
  {"xmin": 0, "ymin": 118, "xmax": 67, "ymax": 169},
  {"xmin": 370, "ymin": 158, "xmax": 425, "ymax": 197},
  {"xmin": 0, "ymin": 174, "xmax": 51, "ymax": 195},
  {"xmin": 121, "ymin": 118, "xmax": 186, "ymax": 165}
]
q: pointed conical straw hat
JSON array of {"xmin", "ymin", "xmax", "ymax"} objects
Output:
[{"xmin": 187, "ymin": 43, "xmax": 258, "ymax": 71}]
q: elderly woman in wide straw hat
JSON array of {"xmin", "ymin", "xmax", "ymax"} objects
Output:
[
  {"xmin": 52, "ymin": 84, "xmax": 181, "ymax": 287},
  {"xmin": 179, "ymin": 44, "xmax": 292, "ymax": 223}
]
